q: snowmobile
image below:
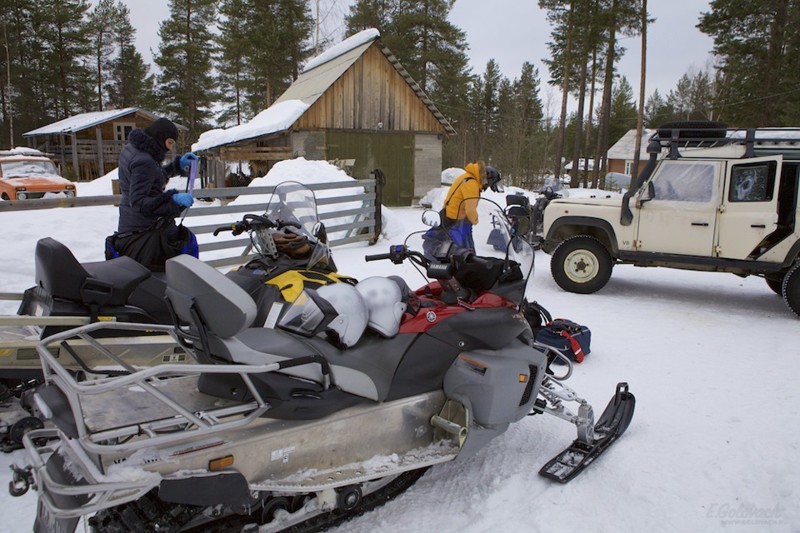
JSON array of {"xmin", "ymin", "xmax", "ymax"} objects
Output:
[
  {"xmin": 0, "ymin": 182, "xmax": 351, "ymax": 451},
  {"xmin": 9, "ymin": 198, "xmax": 635, "ymax": 533}
]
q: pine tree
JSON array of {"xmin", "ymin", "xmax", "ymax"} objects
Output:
[
  {"xmin": 38, "ymin": 0, "xmax": 94, "ymax": 118},
  {"xmin": 699, "ymin": 0, "xmax": 800, "ymax": 126},
  {"xmin": 216, "ymin": 0, "xmax": 251, "ymax": 125},
  {"xmin": 643, "ymin": 89, "xmax": 673, "ymax": 127},
  {"xmin": 106, "ymin": 2, "xmax": 152, "ymax": 109},
  {"xmin": 87, "ymin": 0, "xmax": 118, "ymax": 110},
  {"xmin": 154, "ymin": 0, "xmax": 218, "ymax": 140},
  {"xmin": 244, "ymin": 0, "xmax": 312, "ymax": 111},
  {"xmin": 607, "ymin": 76, "xmax": 637, "ymax": 145}
]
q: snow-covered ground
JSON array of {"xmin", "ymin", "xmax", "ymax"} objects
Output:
[{"xmin": 0, "ymin": 169, "xmax": 797, "ymax": 532}]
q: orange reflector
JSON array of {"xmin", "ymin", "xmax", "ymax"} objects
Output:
[
  {"xmin": 209, "ymin": 455, "xmax": 234, "ymax": 471},
  {"xmin": 519, "ymin": 374, "xmax": 528, "ymax": 383}
]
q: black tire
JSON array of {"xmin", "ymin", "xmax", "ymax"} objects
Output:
[
  {"xmin": 550, "ymin": 236, "xmax": 613, "ymax": 294},
  {"xmin": 766, "ymin": 276, "xmax": 784, "ymax": 295},
  {"xmin": 782, "ymin": 263, "xmax": 800, "ymax": 318},
  {"xmin": 1, "ymin": 193, "xmax": 9, "ymax": 201}
]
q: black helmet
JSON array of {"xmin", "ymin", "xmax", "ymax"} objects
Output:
[{"xmin": 486, "ymin": 166, "xmax": 503, "ymax": 192}]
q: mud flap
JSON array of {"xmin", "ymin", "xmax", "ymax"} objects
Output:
[
  {"xmin": 539, "ymin": 382, "xmax": 635, "ymax": 483},
  {"xmin": 33, "ymin": 450, "xmax": 88, "ymax": 533}
]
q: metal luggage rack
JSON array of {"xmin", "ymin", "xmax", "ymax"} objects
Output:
[
  {"xmin": 33, "ymin": 321, "xmax": 327, "ymax": 455},
  {"xmin": 652, "ymin": 126, "xmax": 800, "ymax": 159}
]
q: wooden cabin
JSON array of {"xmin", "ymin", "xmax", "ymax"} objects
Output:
[
  {"xmin": 22, "ymin": 108, "xmax": 188, "ymax": 181},
  {"xmin": 194, "ymin": 29, "xmax": 456, "ymax": 206}
]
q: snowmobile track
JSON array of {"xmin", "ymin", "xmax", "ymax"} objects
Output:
[{"xmin": 89, "ymin": 467, "xmax": 430, "ymax": 533}]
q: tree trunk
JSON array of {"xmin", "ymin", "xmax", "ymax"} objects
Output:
[
  {"xmin": 592, "ymin": 0, "xmax": 617, "ymax": 189},
  {"xmin": 631, "ymin": 0, "xmax": 647, "ymax": 184},
  {"xmin": 582, "ymin": 44, "xmax": 597, "ymax": 188},
  {"xmin": 553, "ymin": 0, "xmax": 575, "ymax": 181}
]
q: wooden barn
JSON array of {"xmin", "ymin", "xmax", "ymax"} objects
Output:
[
  {"xmin": 22, "ymin": 108, "xmax": 188, "ymax": 181},
  {"xmin": 194, "ymin": 29, "xmax": 456, "ymax": 206}
]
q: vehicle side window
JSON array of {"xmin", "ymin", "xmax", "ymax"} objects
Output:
[
  {"xmin": 652, "ymin": 162, "xmax": 715, "ymax": 202},
  {"xmin": 728, "ymin": 161, "xmax": 776, "ymax": 202}
]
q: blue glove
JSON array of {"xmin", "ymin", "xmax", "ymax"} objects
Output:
[
  {"xmin": 179, "ymin": 152, "xmax": 199, "ymax": 171},
  {"xmin": 172, "ymin": 192, "xmax": 194, "ymax": 208}
]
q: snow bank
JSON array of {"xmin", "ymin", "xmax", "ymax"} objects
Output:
[{"xmin": 440, "ymin": 167, "xmax": 463, "ymax": 186}]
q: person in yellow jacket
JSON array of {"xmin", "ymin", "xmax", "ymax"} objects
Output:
[{"xmin": 440, "ymin": 160, "xmax": 502, "ymax": 250}]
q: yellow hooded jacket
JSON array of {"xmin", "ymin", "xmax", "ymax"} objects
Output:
[{"xmin": 443, "ymin": 161, "xmax": 486, "ymax": 225}]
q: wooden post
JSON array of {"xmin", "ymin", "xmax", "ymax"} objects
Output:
[
  {"xmin": 370, "ymin": 168, "xmax": 384, "ymax": 245},
  {"xmin": 96, "ymin": 126, "xmax": 104, "ymax": 178},
  {"xmin": 59, "ymin": 135, "xmax": 67, "ymax": 170},
  {"xmin": 70, "ymin": 133, "xmax": 79, "ymax": 181}
]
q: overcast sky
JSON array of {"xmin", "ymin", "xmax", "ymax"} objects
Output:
[{"xmin": 118, "ymin": 0, "xmax": 715, "ymax": 111}]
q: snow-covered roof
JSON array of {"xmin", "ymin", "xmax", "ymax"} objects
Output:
[
  {"xmin": 607, "ymin": 128, "xmax": 654, "ymax": 160},
  {"xmin": 23, "ymin": 108, "xmax": 163, "ymax": 136},
  {"xmin": 193, "ymin": 28, "xmax": 454, "ymax": 152},
  {"xmin": 193, "ymin": 100, "xmax": 311, "ymax": 152},
  {"xmin": 302, "ymin": 29, "xmax": 380, "ymax": 73}
]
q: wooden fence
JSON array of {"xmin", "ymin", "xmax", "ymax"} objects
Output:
[{"xmin": 0, "ymin": 178, "xmax": 382, "ymax": 268}]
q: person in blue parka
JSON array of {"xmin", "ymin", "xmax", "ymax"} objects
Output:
[{"xmin": 110, "ymin": 117, "xmax": 198, "ymax": 270}]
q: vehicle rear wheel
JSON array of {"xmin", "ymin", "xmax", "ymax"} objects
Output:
[
  {"xmin": 551, "ymin": 236, "xmax": 613, "ymax": 294},
  {"xmin": 766, "ymin": 276, "xmax": 783, "ymax": 295},
  {"xmin": 782, "ymin": 263, "xmax": 800, "ymax": 318}
]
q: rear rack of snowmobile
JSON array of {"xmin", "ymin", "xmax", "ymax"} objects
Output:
[{"xmin": 30, "ymin": 321, "xmax": 334, "ymax": 455}]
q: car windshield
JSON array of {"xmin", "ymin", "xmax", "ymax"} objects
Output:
[{"xmin": 1, "ymin": 160, "xmax": 58, "ymax": 177}]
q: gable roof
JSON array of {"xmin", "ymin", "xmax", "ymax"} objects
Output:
[
  {"xmin": 194, "ymin": 29, "xmax": 455, "ymax": 152},
  {"xmin": 22, "ymin": 108, "xmax": 182, "ymax": 136},
  {"xmin": 607, "ymin": 128, "xmax": 655, "ymax": 160}
]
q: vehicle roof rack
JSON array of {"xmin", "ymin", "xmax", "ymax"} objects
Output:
[{"xmin": 651, "ymin": 125, "xmax": 800, "ymax": 160}]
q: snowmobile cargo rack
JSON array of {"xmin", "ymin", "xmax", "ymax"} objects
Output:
[{"xmin": 31, "ymin": 321, "xmax": 336, "ymax": 455}]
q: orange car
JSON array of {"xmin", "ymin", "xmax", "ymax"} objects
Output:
[{"xmin": 0, "ymin": 151, "xmax": 77, "ymax": 200}]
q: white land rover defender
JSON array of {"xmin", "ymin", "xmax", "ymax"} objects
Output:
[{"xmin": 541, "ymin": 123, "xmax": 800, "ymax": 317}]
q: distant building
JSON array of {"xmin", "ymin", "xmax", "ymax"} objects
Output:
[
  {"xmin": 22, "ymin": 108, "xmax": 188, "ymax": 181},
  {"xmin": 606, "ymin": 128, "xmax": 654, "ymax": 177},
  {"xmin": 194, "ymin": 29, "xmax": 455, "ymax": 206}
]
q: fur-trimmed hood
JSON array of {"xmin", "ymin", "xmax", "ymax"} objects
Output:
[{"xmin": 128, "ymin": 128, "xmax": 167, "ymax": 163}]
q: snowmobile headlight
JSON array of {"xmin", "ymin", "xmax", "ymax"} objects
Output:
[
  {"xmin": 209, "ymin": 455, "xmax": 234, "ymax": 471},
  {"xmin": 33, "ymin": 393, "xmax": 53, "ymax": 420}
]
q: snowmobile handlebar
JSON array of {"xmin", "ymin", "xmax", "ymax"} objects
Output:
[
  {"xmin": 365, "ymin": 245, "xmax": 491, "ymax": 281},
  {"xmin": 212, "ymin": 214, "xmax": 303, "ymax": 237}
]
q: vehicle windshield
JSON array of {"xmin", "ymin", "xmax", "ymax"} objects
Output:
[
  {"xmin": 1, "ymin": 159, "xmax": 58, "ymax": 177},
  {"xmin": 264, "ymin": 181, "xmax": 332, "ymax": 270}
]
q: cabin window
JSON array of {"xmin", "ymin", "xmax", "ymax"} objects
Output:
[{"xmin": 114, "ymin": 122, "xmax": 136, "ymax": 141}]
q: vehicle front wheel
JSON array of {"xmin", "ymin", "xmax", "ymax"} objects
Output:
[
  {"xmin": 782, "ymin": 263, "xmax": 800, "ymax": 318},
  {"xmin": 551, "ymin": 236, "xmax": 613, "ymax": 294}
]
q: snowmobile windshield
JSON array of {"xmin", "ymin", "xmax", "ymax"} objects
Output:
[
  {"xmin": 265, "ymin": 181, "xmax": 320, "ymax": 236},
  {"xmin": 408, "ymin": 196, "xmax": 535, "ymax": 303},
  {"xmin": 264, "ymin": 181, "xmax": 333, "ymax": 270},
  {"xmin": 277, "ymin": 288, "xmax": 337, "ymax": 338}
]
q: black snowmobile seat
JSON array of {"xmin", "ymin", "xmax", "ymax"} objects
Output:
[
  {"xmin": 35, "ymin": 237, "xmax": 150, "ymax": 306},
  {"xmin": 165, "ymin": 255, "xmax": 390, "ymax": 401}
]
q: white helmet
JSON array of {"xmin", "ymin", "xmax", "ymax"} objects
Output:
[
  {"xmin": 278, "ymin": 283, "xmax": 368, "ymax": 348},
  {"xmin": 355, "ymin": 277, "xmax": 407, "ymax": 337}
]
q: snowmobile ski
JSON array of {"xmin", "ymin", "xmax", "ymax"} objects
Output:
[{"xmin": 539, "ymin": 382, "xmax": 635, "ymax": 483}]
